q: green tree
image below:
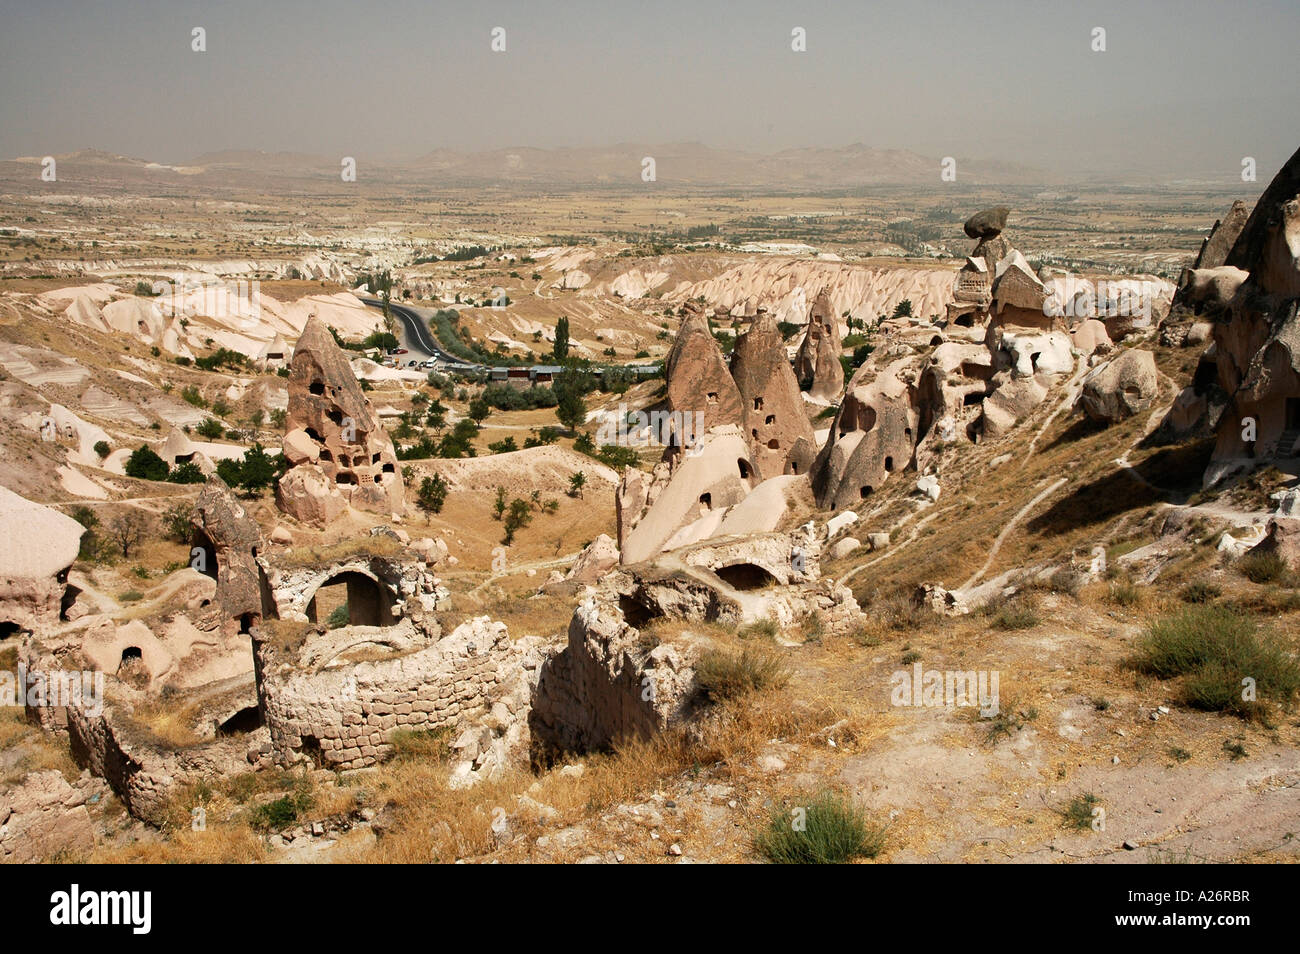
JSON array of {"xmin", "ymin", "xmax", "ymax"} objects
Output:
[
  {"xmin": 568, "ymin": 471, "xmax": 586, "ymax": 499},
  {"xmin": 503, "ymin": 498, "xmax": 532, "ymax": 544},
  {"xmin": 493, "ymin": 486, "xmax": 507, "ymax": 521},
  {"xmin": 891, "ymin": 299, "xmax": 913, "ymax": 319},
  {"xmin": 236, "ymin": 443, "xmax": 278, "ymax": 493},
  {"xmin": 125, "ymin": 446, "xmax": 169, "ymax": 482},
  {"xmin": 196, "ymin": 417, "xmax": 224, "ymax": 440},
  {"xmin": 165, "ymin": 461, "xmax": 205, "ymax": 484},
  {"xmin": 555, "ymin": 387, "xmax": 587, "ymax": 431},
  {"xmin": 553, "ymin": 316, "xmax": 570, "ymax": 361},
  {"xmin": 416, "ymin": 474, "xmax": 448, "ymax": 517},
  {"xmin": 425, "ymin": 400, "xmax": 447, "ymax": 432},
  {"xmin": 161, "ymin": 503, "xmax": 194, "ymax": 543},
  {"xmin": 468, "ymin": 397, "xmax": 491, "ymax": 423}
]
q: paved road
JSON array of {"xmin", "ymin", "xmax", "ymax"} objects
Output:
[{"xmin": 359, "ymin": 297, "xmax": 466, "ymax": 366}]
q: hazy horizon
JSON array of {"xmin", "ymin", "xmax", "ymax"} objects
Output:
[{"xmin": 2, "ymin": 0, "xmax": 1297, "ymax": 183}]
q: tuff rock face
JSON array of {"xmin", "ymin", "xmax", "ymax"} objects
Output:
[
  {"xmin": 192, "ymin": 478, "xmax": 264, "ymax": 637},
  {"xmin": 1193, "ymin": 199, "xmax": 1251, "ymax": 270},
  {"xmin": 1201, "ymin": 144, "xmax": 1300, "ymax": 484},
  {"xmin": 811, "ymin": 365, "xmax": 918, "ymax": 510},
  {"xmin": 0, "ymin": 485, "xmax": 84, "ymax": 634},
  {"xmin": 730, "ymin": 310, "xmax": 817, "ymax": 479},
  {"xmin": 663, "ymin": 302, "xmax": 745, "ymax": 439},
  {"xmin": 1079, "ymin": 349, "xmax": 1159, "ymax": 424},
  {"xmin": 276, "ymin": 317, "xmax": 404, "ymax": 525},
  {"xmin": 794, "ymin": 290, "xmax": 845, "ymax": 402}
]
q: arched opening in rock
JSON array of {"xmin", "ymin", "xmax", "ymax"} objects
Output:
[
  {"xmin": 59, "ymin": 581, "xmax": 82, "ymax": 621},
  {"xmin": 191, "ymin": 527, "xmax": 219, "ymax": 581},
  {"xmin": 738, "ymin": 459, "xmax": 752, "ymax": 479},
  {"xmin": 336, "ymin": 472, "xmax": 356, "ymax": 485},
  {"xmin": 930, "ymin": 335, "xmax": 943, "ymax": 346},
  {"xmin": 963, "ymin": 391, "xmax": 985, "ymax": 406},
  {"xmin": 382, "ymin": 462, "xmax": 395, "ymax": 473},
  {"xmin": 306, "ymin": 427, "xmax": 324, "ymax": 443},
  {"xmin": 618, "ymin": 594, "xmax": 662, "ymax": 628},
  {"xmin": 238, "ymin": 612, "xmax": 257, "ymax": 636},
  {"xmin": 860, "ymin": 485, "xmax": 873, "ymax": 499},
  {"xmin": 217, "ymin": 706, "xmax": 263, "ymax": 736},
  {"xmin": 118, "ymin": 646, "xmax": 143, "ymax": 673},
  {"xmin": 715, "ymin": 562, "xmax": 778, "ymax": 591},
  {"xmin": 766, "ymin": 438, "xmax": 779, "ymax": 450},
  {"xmin": 299, "ymin": 733, "xmax": 323, "ymax": 768},
  {"xmin": 327, "ymin": 409, "xmax": 344, "ymax": 427},
  {"xmin": 765, "ymin": 415, "xmax": 775, "ymax": 425},
  {"xmin": 790, "ymin": 460, "xmax": 799, "ymax": 474},
  {"xmin": 699, "ymin": 492, "xmax": 712, "ymax": 513},
  {"xmin": 0, "ymin": 621, "xmax": 22, "ymax": 641},
  {"xmin": 309, "ymin": 381, "xmax": 325, "ymax": 395},
  {"xmin": 955, "ymin": 312, "xmax": 975, "ymax": 327},
  {"xmin": 753, "ymin": 397, "xmax": 764, "ymax": 411},
  {"xmin": 1030, "ymin": 352, "xmax": 1042, "ymax": 370},
  {"xmin": 305, "ymin": 571, "xmax": 396, "ymax": 628},
  {"xmin": 885, "ymin": 456, "xmax": 894, "ymax": 472}
]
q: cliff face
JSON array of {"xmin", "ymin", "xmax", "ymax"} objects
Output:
[{"xmin": 1204, "ymin": 145, "xmax": 1300, "ymax": 485}]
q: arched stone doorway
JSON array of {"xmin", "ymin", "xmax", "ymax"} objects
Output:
[{"xmin": 304, "ymin": 570, "xmax": 397, "ymax": 627}]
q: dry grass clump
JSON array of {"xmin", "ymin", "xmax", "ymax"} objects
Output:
[
  {"xmin": 694, "ymin": 647, "xmax": 790, "ymax": 702},
  {"xmin": 1237, "ymin": 552, "xmax": 1294, "ymax": 586},
  {"xmin": 982, "ymin": 593, "xmax": 1041, "ymax": 631},
  {"xmin": 754, "ymin": 789, "xmax": 887, "ymax": 864},
  {"xmin": 1126, "ymin": 604, "xmax": 1300, "ymax": 721},
  {"xmin": 280, "ymin": 533, "xmax": 405, "ymax": 567}
]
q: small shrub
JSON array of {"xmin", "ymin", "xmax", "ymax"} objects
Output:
[
  {"xmin": 989, "ymin": 599, "xmax": 1040, "ymax": 631},
  {"xmin": 984, "ymin": 706, "xmax": 1038, "ymax": 744},
  {"xmin": 694, "ymin": 647, "xmax": 789, "ymax": 702},
  {"xmin": 93, "ymin": 440, "xmax": 111, "ymax": 459},
  {"xmin": 325, "ymin": 604, "xmax": 350, "ymax": 629},
  {"xmin": 737, "ymin": 618, "xmax": 779, "ymax": 641},
  {"xmin": 249, "ymin": 789, "xmax": 313, "ymax": 831},
  {"xmin": 1181, "ymin": 581, "xmax": 1221, "ymax": 604},
  {"xmin": 900, "ymin": 650, "xmax": 922, "ymax": 665},
  {"xmin": 1108, "ymin": 580, "xmax": 1142, "ymax": 607},
  {"xmin": 754, "ymin": 790, "xmax": 887, "ymax": 864},
  {"xmin": 1061, "ymin": 793, "xmax": 1101, "ymax": 831},
  {"xmin": 1238, "ymin": 552, "xmax": 1290, "ymax": 585},
  {"xmin": 1127, "ymin": 604, "xmax": 1300, "ymax": 720},
  {"xmin": 1168, "ymin": 746, "xmax": 1192, "ymax": 763}
]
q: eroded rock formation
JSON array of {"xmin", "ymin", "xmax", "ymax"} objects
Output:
[
  {"xmin": 1196, "ymin": 145, "xmax": 1300, "ymax": 484},
  {"xmin": 276, "ymin": 317, "xmax": 404, "ymax": 526},
  {"xmin": 664, "ymin": 302, "xmax": 745, "ymax": 439},
  {"xmin": 731, "ymin": 310, "xmax": 817, "ymax": 478},
  {"xmin": 794, "ymin": 290, "xmax": 844, "ymax": 402}
]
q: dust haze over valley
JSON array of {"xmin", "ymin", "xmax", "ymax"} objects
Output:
[{"xmin": 2, "ymin": 0, "xmax": 1300, "ymax": 893}]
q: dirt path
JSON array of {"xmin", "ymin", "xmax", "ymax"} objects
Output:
[
  {"xmin": 961, "ymin": 477, "xmax": 1068, "ymax": 589},
  {"xmin": 838, "ymin": 505, "xmax": 958, "ymax": 588}
]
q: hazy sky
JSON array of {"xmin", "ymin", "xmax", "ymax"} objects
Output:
[{"xmin": 1, "ymin": 0, "xmax": 1296, "ymax": 180}]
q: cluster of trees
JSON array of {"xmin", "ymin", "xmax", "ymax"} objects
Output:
[
  {"xmin": 122, "ymin": 443, "xmax": 284, "ymax": 494},
  {"xmin": 123, "ymin": 446, "xmax": 204, "ymax": 484},
  {"xmin": 69, "ymin": 506, "xmax": 152, "ymax": 562},
  {"xmin": 492, "ymin": 486, "xmax": 560, "ymax": 545},
  {"xmin": 194, "ymin": 347, "xmax": 249, "ymax": 373}
]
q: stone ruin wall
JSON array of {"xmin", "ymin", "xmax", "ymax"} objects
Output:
[
  {"xmin": 254, "ymin": 617, "xmax": 529, "ymax": 770},
  {"xmin": 528, "ymin": 595, "xmax": 701, "ymax": 759}
]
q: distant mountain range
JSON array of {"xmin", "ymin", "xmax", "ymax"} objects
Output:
[{"xmin": 0, "ymin": 143, "xmax": 1053, "ymax": 192}]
